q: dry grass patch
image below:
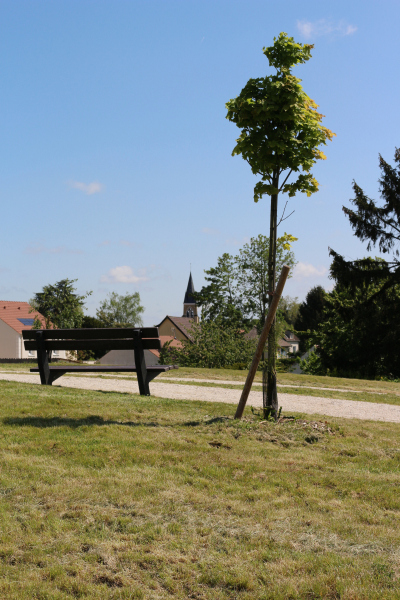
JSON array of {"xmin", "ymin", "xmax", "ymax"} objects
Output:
[{"xmin": 0, "ymin": 380, "xmax": 399, "ymax": 598}]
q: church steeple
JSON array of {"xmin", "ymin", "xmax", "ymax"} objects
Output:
[{"xmin": 183, "ymin": 272, "xmax": 198, "ymax": 322}]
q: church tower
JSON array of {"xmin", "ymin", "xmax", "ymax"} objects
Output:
[{"xmin": 183, "ymin": 272, "xmax": 199, "ymax": 323}]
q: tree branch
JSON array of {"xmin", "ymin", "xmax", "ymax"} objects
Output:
[
  {"xmin": 278, "ymin": 170, "xmax": 293, "ymax": 192},
  {"xmin": 277, "ymin": 201, "xmax": 295, "ymax": 227},
  {"xmin": 245, "ymin": 158, "xmax": 272, "ymax": 182}
]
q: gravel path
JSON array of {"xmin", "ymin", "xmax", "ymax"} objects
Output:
[
  {"xmin": 1, "ymin": 372, "xmax": 400, "ymax": 424},
  {"xmin": 159, "ymin": 377, "xmax": 380, "ymax": 394},
  {"xmin": 3, "ymin": 371, "xmax": 380, "ymax": 395}
]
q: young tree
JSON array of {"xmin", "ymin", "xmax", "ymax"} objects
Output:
[
  {"xmin": 96, "ymin": 291, "xmax": 144, "ymax": 327},
  {"xmin": 30, "ymin": 279, "xmax": 91, "ymax": 329},
  {"xmin": 226, "ymin": 32, "xmax": 334, "ymax": 417}
]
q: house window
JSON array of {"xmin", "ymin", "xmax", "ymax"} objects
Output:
[{"xmin": 28, "ymin": 350, "xmax": 35, "ymax": 357}]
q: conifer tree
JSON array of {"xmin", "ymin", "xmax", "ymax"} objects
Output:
[{"xmin": 330, "ymin": 148, "xmax": 400, "ymax": 290}]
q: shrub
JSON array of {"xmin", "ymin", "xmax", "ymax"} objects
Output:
[{"xmin": 159, "ymin": 321, "xmax": 257, "ymax": 369}]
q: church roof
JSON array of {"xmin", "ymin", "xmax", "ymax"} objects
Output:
[
  {"xmin": 155, "ymin": 316, "xmax": 197, "ymax": 340},
  {"xmin": 184, "ymin": 272, "xmax": 196, "ymax": 304}
]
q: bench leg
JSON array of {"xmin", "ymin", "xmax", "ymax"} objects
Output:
[
  {"xmin": 36, "ymin": 331, "xmax": 51, "ymax": 385},
  {"xmin": 134, "ymin": 334, "xmax": 150, "ymax": 395},
  {"xmin": 137, "ymin": 365, "xmax": 150, "ymax": 396},
  {"xmin": 49, "ymin": 371, "xmax": 66, "ymax": 384}
]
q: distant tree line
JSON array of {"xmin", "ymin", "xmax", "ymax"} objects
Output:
[
  {"xmin": 30, "ymin": 280, "xmax": 144, "ymax": 361},
  {"xmin": 31, "ymin": 281, "xmax": 144, "ymax": 330}
]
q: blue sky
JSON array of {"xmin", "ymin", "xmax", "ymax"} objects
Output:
[{"xmin": 1, "ymin": 0, "xmax": 399, "ymax": 325}]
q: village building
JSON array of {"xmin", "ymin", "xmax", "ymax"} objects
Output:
[
  {"xmin": 0, "ymin": 301, "xmax": 66, "ymax": 360},
  {"xmin": 284, "ymin": 330, "xmax": 300, "ymax": 353},
  {"xmin": 155, "ymin": 275, "xmax": 300, "ymax": 360},
  {"xmin": 155, "ymin": 272, "xmax": 199, "ymax": 346},
  {"xmin": 99, "ymin": 274, "xmax": 199, "ymax": 365}
]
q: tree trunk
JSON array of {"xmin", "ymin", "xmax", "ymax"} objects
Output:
[{"xmin": 265, "ymin": 170, "xmax": 279, "ymax": 419}]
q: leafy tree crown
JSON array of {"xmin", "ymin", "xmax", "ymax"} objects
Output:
[
  {"xmin": 226, "ymin": 32, "xmax": 335, "ymax": 202},
  {"xmin": 30, "ymin": 279, "xmax": 91, "ymax": 329},
  {"xmin": 263, "ymin": 33, "xmax": 313, "ymax": 72},
  {"xmin": 196, "ymin": 233, "xmax": 297, "ymax": 329},
  {"xmin": 96, "ymin": 291, "xmax": 144, "ymax": 328}
]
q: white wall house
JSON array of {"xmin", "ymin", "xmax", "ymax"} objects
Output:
[
  {"xmin": 284, "ymin": 330, "xmax": 300, "ymax": 353},
  {"xmin": 0, "ymin": 301, "xmax": 66, "ymax": 359},
  {"xmin": 278, "ymin": 331, "xmax": 300, "ymax": 357}
]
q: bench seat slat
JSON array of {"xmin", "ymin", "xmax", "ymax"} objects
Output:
[
  {"xmin": 30, "ymin": 365, "xmax": 178, "ymax": 373},
  {"xmin": 22, "ymin": 327, "xmax": 159, "ymax": 341},
  {"xmin": 24, "ymin": 339, "xmax": 161, "ymax": 351}
]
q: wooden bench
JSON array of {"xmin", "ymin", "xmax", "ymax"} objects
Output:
[{"xmin": 22, "ymin": 327, "xmax": 178, "ymax": 396}]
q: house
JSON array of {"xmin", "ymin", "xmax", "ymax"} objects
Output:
[
  {"xmin": 283, "ymin": 330, "xmax": 300, "ymax": 353},
  {"xmin": 277, "ymin": 338, "xmax": 292, "ymax": 357},
  {"xmin": 278, "ymin": 331, "xmax": 300, "ymax": 357},
  {"xmin": 245, "ymin": 326, "xmax": 300, "ymax": 358},
  {"xmin": 100, "ymin": 274, "xmax": 198, "ymax": 365},
  {"xmin": 0, "ymin": 301, "xmax": 66, "ymax": 360}
]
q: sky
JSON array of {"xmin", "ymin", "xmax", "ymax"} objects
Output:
[{"xmin": 1, "ymin": 0, "xmax": 400, "ymax": 325}]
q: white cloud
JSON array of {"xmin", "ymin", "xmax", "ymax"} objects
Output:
[
  {"xmin": 100, "ymin": 266, "xmax": 149, "ymax": 284},
  {"xmin": 69, "ymin": 180, "xmax": 103, "ymax": 195},
  {"xmin": 201, "ymin": 227, "xmax": 220, "ymax": 235},
  {"xmin": 297, "ymin": 21, "xmax": 314, "ymax": 38},
  {"xmin": 297, "ymin": 19, "xmax": 357, "ymax": 39},
  {"xmin": 225, "ymin": 236, "xmax": 250, "ymax": 247},
  {"xmin": 25, "ymin": 243, "xmax": 83, "ymax": 255},
  {"xmin": 293, "ymin": 262, "xmax": 328, "ymax": 279},
  {"xmin": 119, "ymin": 240, "xmax": 139, "ymax": 247}
]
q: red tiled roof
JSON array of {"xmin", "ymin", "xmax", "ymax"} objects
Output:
[
  {"xmin": 149, "ymin": 336, "xmax": 183, "ymax": 358},
  {"xmin": 244, "ymin": 327, "xmax": 258, "ymax": 340},
  {"xmin": 284, "ymin": 331, "xmax": 300, "ymax": 342},
  {"xmin": 0, "ymin": 301, "xmax": 46, "ymax": 335},
  {"xmin": 159, "ymin": 336, "xmax": 183, "ymax": 349}
]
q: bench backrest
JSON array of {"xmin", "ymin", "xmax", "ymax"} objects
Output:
[{"xmin": 22, "ymin": 327, "xmax": 161, "ymax": 352}]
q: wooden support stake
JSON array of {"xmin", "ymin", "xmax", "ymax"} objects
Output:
[{"xmin": 234, "ymin": 265, "xmax": 291, "ymax": 419}]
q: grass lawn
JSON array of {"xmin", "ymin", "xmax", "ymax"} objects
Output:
[{"xmin": 0, "ymin": 380, "xmax": 399, "ymax": 598}]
